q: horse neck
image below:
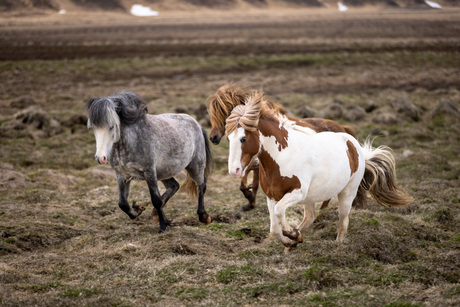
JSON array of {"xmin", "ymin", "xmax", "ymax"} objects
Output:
[{"xmin": 257, "ymin": 115, "xmax": 291, "ymax": 154}]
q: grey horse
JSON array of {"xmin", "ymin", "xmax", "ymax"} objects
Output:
[{"xmin": 87, "ymin": 91, "xmax": 213, "ymax": 232}]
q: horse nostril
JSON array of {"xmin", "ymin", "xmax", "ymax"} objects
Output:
[{"xmin": 210, "ymin": 135, "xmax": 219, "ymax": 145}]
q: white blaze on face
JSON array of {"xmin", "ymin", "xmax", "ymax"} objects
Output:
[
  {"xmin": 93, "ymin": 127, "xmax": 114, "ymax": 164},
  {"xmin": 228, "ymin": 128, "xmax": 245, "ymax": 178}
]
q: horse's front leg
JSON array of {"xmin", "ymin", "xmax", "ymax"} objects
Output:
[
  {"xmin": 272, "ymin": 190, "xmax": 304, "ymax": 249},
  {"xmin": 151, "ymin": 178, "xmax": 180, "ymax": 221},
  {"xmin": 240, "ymin": 160, "xmax": 259, "ymax": 211},
  {"xmin": 116, "ymin": 174, "xmax": 146, "ymax": 219},
  {"xmin": 145, "ymin": 172, "xmax": 170, "ymax": 233}
]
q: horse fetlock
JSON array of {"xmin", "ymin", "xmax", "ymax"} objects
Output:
[{"xmin": 157, "ymin": 219, "xmax": 172, "ymax": 233}]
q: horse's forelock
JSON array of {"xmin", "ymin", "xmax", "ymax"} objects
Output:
[
  {"xmin": 87, "ymin": 97, "xmax": 119, "ymax": 128},
  {"xmin": 225, "ymin": 101, "xmax": 261, "ymax": 136}
]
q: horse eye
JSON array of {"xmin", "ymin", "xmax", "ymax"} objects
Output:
[
  {"xmin": 109, "ymin": 126, "xmax": 114, "ymax": 131},
  {"xmin": 240, "ymin": 137, "xmax": 246, "ymax": 143}
]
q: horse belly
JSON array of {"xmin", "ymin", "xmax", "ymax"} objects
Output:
[
  {"xmin": 155, "ymin": 156, "xmax": 191, "ymax": 180},
  {"xmin": 300, "ymin": 136, "xmax": 360, "ymax": 203}
]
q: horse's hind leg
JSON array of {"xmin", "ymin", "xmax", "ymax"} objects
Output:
[
  {"xmin": 336, "ymin": 189, "xmax": 355, "ymax": 242},
  {"xmin": 352, "ymin": 185, "xmax": 367, "ymax": 209},
  {"xmin": 116, "ymin": 174, "xmax": 146, "ymax": 219},
  {"xmin": 298, "ymin": 201, "xmax": 316, "ymax": 233},
  {"xmin": 197, "ymin": 177, "xmax": 211, "ymax": 224}
]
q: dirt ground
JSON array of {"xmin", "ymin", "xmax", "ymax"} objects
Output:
[{"xmin": 0, "ymin": 6, "xmax": 459, "ymax": 307}]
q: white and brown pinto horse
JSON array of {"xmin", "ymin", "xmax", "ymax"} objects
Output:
[
  {"xmin": 226, "ymin": 92, "xmax": 413, "ymax": 251},
  {"xmin": 208, "ymin": 83, "xmax": 365, "ymax": 211}
]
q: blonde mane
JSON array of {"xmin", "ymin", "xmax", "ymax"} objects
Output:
[
  {"xmin": 225, "ymin": 91, "xmax": 278, "ymax": 135},
  {"xmin": 208, "ymin": 83, "xmax": 251, "ymax": 134},
  {"xmin": 208, "ymin": 82, "xmax": 287, "ymax": 135}
]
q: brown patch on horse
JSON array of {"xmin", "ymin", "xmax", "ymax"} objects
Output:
[
  {"xmin": 293, "ymin": 117, "xmax": 357, "ymax": 137},
  {"xmin": 346, "ymin": 140, "xmax": 359, "ymax": 176},
  {"xmin": 241, "ymin": 130, "xmax": 261, "ymax": 170},
  {"xmin": 258, "ymin": 148, "xmax": 301, "ymax": 202},
  {"xmin": 258, "ymin": 117, "xmax": 289, "ymax": 151}
]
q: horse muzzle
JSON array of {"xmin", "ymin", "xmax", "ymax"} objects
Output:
[
  {"xmin": 209, "ymin": 133, "xmax": 221, "ymax": 145},
  {"xmin": 95, "ymin": 155, "xmax": 108, "ymax": 165},
  {"xmin": 229, "ymin": 165, "xmax": 245, "ymax": 178}
]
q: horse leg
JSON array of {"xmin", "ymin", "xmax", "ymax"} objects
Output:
[
  {"xmin": 145, "ymin": 172, "xmax": 170, "ymax": 233},
  {"xmin": 336, "ymin": 189, "xmax": 355, "ymax": 242},
  {"xmin": 151, "ymin": 178, "xmax": 180, "ymax": 222},
  {"xmin": 266, "ymin": 197, "xmax": 276, "ymax": 234},
  {"xmin": 272, "ymin": 190, "xmax": 304, "ymax": 247},
  {"xmin": 352, "ymin": 185, "xmax": 367, "ymax": 209},
  {"xmin": 186, "ymin": 162, "xmax": 211, "ymax": 225},
  {"xmin": 298, "ymin": 201, "xmax": 317, "ymax": 233},
  {"xmin": 240, "ymin": 171, "xmax": 255, "ymax": 211},
  {"xmin": 116, "ymin": 174, "xmax": 145, "ymax": 219},
  {"xmin": 197, "ymin": 177, "xmax": 211, "ymax": 224},
  {"xmin": 320, "ymin": 199, "xmax": 330, "ymax": 209},
  {"xmin": 251, "ymin": 169, "xmax": 260, "ymax": 207},
  {"xmin": 240, "ymin": 160, "xmax": 259, "ymax": 211}
]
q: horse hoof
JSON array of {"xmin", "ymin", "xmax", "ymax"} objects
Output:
[
  {"xmin": 199, "ymin": 214, "xmax": 211, "ymax": 225},
  {"xmin": 132, "ymin": 202, "xmax": 146, "ymax": 215},
  {"xmin": 282, "ymin": 229, "xmax": 302, "ymax": 243},
  {"xmin": 284, "ymin": 243, "xmax": 297, "ymax": 253}
]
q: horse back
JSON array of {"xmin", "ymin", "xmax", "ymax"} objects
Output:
[{"xmin": 144, "ymin": 113, "xmax": 206, "ymax": 178}]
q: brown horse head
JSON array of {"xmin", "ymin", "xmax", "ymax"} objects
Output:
[
  {"xmin": 208, "ymin": 83, "xmax": 251, "ymax": 144},
  {"xmin": 208, "ymin": 83, "xmax": 287, "ymax": 145}
]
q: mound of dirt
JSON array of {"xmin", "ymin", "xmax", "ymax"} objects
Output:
[
  {"xmin": 0, "ymin": 106, "xmax": 63, "ymax": 140},
  {"xmin": 0, "ymin": 163, "xmax": 29, "ymax": 191}
]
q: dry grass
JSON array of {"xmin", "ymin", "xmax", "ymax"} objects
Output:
[{"xmin": 1, "ymin": 12, "xmax": 460, "ymax": 305}]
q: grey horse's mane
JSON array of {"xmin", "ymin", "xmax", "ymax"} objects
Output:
[{"xmin": 87, "ymin": 91, "xmax": 148, "ymax": 128}]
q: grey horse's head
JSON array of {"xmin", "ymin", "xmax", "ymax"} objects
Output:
[{"xmin": 87, "ymin": 91, "xmax": 148, "ymax": 164}]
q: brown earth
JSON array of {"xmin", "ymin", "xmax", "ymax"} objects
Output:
[{"xmin": 0, "ymin": 5, "xmax": 459, "ymax": 307}]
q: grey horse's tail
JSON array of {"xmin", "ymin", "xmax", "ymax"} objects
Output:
[
  {"xmin": 182, "ymin": 128, "xmax": 213, "ymax": 198},
  {"xmin": 360, "ymin": 140, "xmax": 413, "ymax": 207}
]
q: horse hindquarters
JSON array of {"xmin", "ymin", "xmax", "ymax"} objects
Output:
[{"xmin": 182, "ymin": 127, "xmax": 212, "ymax": 225}]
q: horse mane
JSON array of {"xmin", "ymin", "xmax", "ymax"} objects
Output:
[
  {"xmin": 87, "ymin": 90, "xmax": 148, "ymax": 127},
  {"xmin": 111, "ymin": 91, "xmax": 148, "ymax": 125},
  {"xmin": 225, "ymin": 90, "xmax": 277, "ymax": 135},
  {"xmin": 208, "ymin": 82, "xmax": 287, "ymax": 133},
  {"xmin": 208, "ymin": 82, "xmax": 251, "ymax": 133}
]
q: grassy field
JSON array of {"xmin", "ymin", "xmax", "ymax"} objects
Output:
[{"xmin": 0, "ymin": 49, "xmax": 459, "ymax": 306}]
